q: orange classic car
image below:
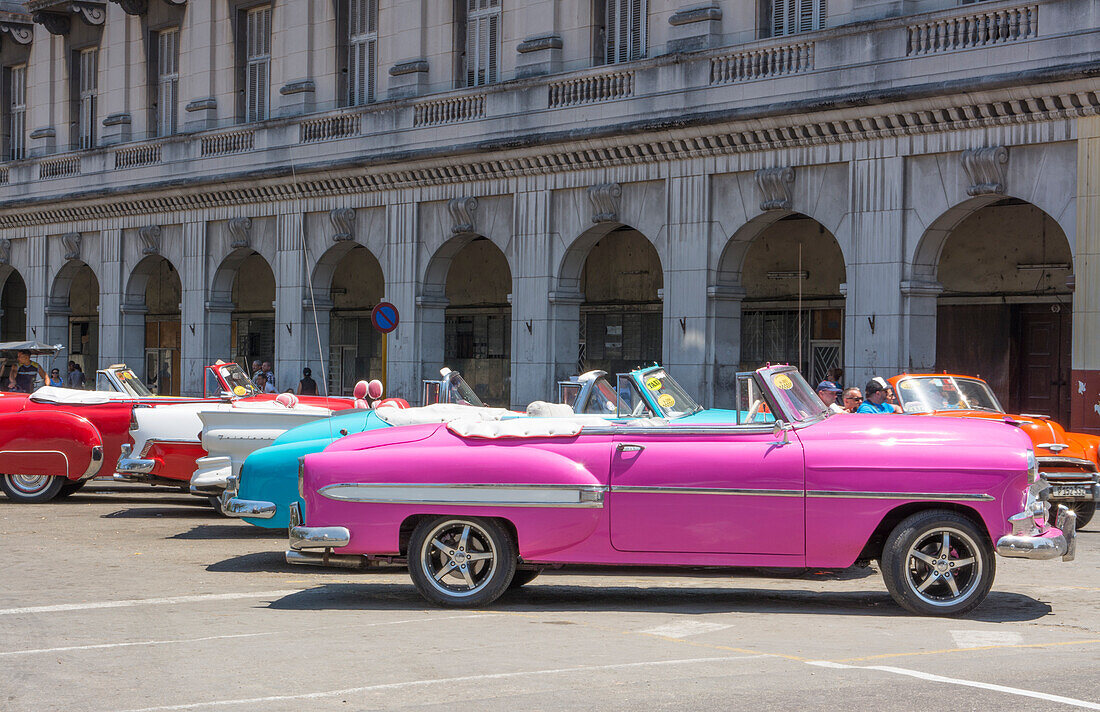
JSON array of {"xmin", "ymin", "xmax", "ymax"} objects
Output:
[{"xmin": 888, "ymin": 373, "xmax": 1099, "ymax": 528}]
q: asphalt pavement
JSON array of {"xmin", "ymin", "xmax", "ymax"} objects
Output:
[{"xmin": 1, "ymin": 481, "xmax": 1098, "ymax": 712}]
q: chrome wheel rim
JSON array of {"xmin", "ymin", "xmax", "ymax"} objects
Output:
[
  {"xmin": 6, "ymin": 474, "xmax": 52, "ymax": 495},
  {"xmin": 419, "ymin": 520, "xmax": 498, "ymax": 598},
  {"xmin": 905, "ymin": 526, "xmax": 983, "ymax": 607}
]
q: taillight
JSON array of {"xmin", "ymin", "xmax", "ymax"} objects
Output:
[{"xmin": 129, "ymin": 408, "xmax": 139, "ymax": 431}]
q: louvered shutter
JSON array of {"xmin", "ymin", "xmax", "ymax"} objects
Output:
[
  {"xmin": 772, "ymin": 0, "xmax": 826, "ymax": 36},
  {"xmin": 10, "ymin": 64, "xmax": 25, "ymax": 160},
  {"xmin": 606, "ymin": 0, "xmax": 617, "ymax": 63},
  {"xmin": 348, "ymin": 0, "xmax": 377, "ymax": 104},
  {"xmin": 157, "ymin": 28, "xmax": 179, "ymax": 136},
  {"xmin": 245, "ymin": 6, "xmax": 271, "ymax": 122},
  {"xmin": 465, "ymin": 0, "xmax": 501, "ymax": 87},
  {"xmin": 78, "ymin": 49, "xmax": 97, "ymax": 149},
  {"xmin": 606, "ymin": 0, "xmax": 645, "ymax": 64}
]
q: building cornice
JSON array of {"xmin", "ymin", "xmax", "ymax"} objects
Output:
[{"xmin": 0, "ymin": 62, "xmax": 1097, "ymax": 229}]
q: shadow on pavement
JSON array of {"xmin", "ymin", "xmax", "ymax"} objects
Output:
[
  {"xmin": 102, "ymin": 506, "xmax": 218, "ymax": 519},
  {"xmin": 263, "ymin": 580, "xmax": 1051, "ymax": 621},
  {"xmin": 206, "ymin": 551, "xmax": 404, "ymax": 574},
  {"xmin": 172, "ymin": 524, "xmax": 286, "ymax": 541}
]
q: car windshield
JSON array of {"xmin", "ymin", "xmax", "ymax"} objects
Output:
[
  {"xmin": 101, "ymin": 367, "xmax": 153, "ymax": 397},
  {"xmin": 576, "ymin": 376, "xmax": 655, "ymax": 418},
  {"xmin": 218, "ymin": 363, "xmax": 260, "ymax": 397},
  {"xmin": 443, "ymin": 371, "xmax": 485, "ymax": 407},
  {"xmin": 762, "ymin": 367, "xmax": 830, "ymax": 423},
  {"xmin": 895, "ymin": 376, "xmax": 1003, "ymax": 413},
  {"xmin": 635, "ymin": 367, "xmax": 702, "ymax": 418}
]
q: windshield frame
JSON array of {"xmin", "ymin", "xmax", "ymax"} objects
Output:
[
  {"xmin": 894, "ymin": 375, "xmax": 1004, "ymax": 414},
  {"xmin": 217, "ymin": 363, "xmax": 261, "ymax": 398},
  {"xmin": 109, "ymin": 367, "xmax": 154, "ymax": 397},
  {"xmin": 747, "ymin": 365, "xmax": 830, "ymax": 425},
  {"xmin": 632, "ymin": 366, "xmax": 703, "ymax": 419}
]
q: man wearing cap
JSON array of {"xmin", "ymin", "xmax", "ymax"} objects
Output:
[
  {"xmin": 816, "ymin": 380, "xmax": 845, "ymax": 414},
  {"xmin": 857, "ymin": 378, "xmax": 899, "ymax": 414}
]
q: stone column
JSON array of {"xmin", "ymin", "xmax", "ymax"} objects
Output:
[
  {"xmin": 26, "ymin": 236, "xmax": 49, "ymax": 362},
  {"xmin": 273, "ymin": 0, "xmax": 316, "ymax": 117},
  {"xmin": 510, "ymin": 187, "xmax": 557, "ymax": 407},
  {"xmin": 384, "ymin": 200, "xmax": 421, "ymax": 403},
  {"xmin": 843, "ymin": 153, "xmax": 906, "ymax": 389},
  {"xmin": 301, "ymin": 296, "xmax": 333, "ymax": 393},
  {"xmin": 387, "ymin": 0, "xmax": 429, "ymax": 98},
  {"xmin": 180, "ymin": 220, "xmax": 209, "ymax": 396},
  {"xmin": 1071, "ymin": 115, "xmax": 1100, "ymax": 434},
  {"xmin": 274, "ymin": 210, "xmax": 309, "ymax": 391},
  {"xmin": 706, "ymin": 286, "xmax": 746, "ymax": 409},
  {"xmin": 44, "ymin": 299, "xmax": 70, "ymax": 375},
  {"xmin": 27, "ymin": 32, "xmax": 61, "ymax": 156},
  {"xmin": 664, "ymin": 173, "xmax": 711, "ymax": 406},
  {"xmin": 515, "ymin": 1, "xmax": 561, "ymax": 79},
  {"xmin": 900, "ymin": 279, "xmax": 943, "ymax": 373},
  {"xmin": 181, "ymin": 0, "xmax": 219, "ymax": 131},
  {"xmin": 99, "ymin": 8, "xmax": 134, "ymax": 145},
  {"xmin": 119, "ymin": 304, "xmax": 147, "ymax": 378},
  {"xmin": 97, "ymin": 229, "xmax": 125, "ymax": 369}
]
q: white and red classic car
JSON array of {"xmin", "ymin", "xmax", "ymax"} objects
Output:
[{"xmin": 289, "ymin": 365, "xmax": 1075, "ymax": 616}]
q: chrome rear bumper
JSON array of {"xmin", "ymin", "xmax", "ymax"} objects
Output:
[
  {"xmin": 996, "ymin": 504, "xmax": 1076, "ymax": 562},
  {"xmin": 116, "ymin": 444, "xmax": 154, "ymax": 474},
  {"xmin": 285, "ymin": 501, "xmax": 362, "ymax": 568},
  {"xmin": 190, "ymin": 456, "xmax": 232, "ymax": 496},
  {"xmin": 79, "ymin": 446, "xmax": 104, "ymax": 480}
]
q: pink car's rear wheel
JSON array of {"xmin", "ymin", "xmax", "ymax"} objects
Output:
[
  {"xmin": 0, "ymin": 474, "xmax": 65, "ymax": 503},
  {"xmin": 408, "ymin": 516, "xmax": 517, "ymax": 607}
]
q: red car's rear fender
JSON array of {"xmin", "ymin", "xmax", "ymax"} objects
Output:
[{"xmin": 0, "ymin": 410, "xmax": 102, "ymax": 480}]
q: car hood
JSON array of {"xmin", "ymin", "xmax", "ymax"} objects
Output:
[{"xmin": 919, "ymin": 409, "xmax": 1097, "ymax": 465}]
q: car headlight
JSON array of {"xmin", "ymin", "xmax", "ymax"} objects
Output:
[{"xmin": 1027, "ymin": 449, "xmax": 1039, "ymax": 484}]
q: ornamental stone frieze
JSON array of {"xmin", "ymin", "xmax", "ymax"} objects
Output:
[
  {"xmin": 587, "ymin": 183, "xmax": 622, "ymax": 223},
  {"xmin": 961, "ymin": 146, "xmax": 1009, "ymax": 196},
  {"xmin": 447, "ymin": 197, "xmax": 478, "ymax": 235},
  {"xmin": 138, "ymin": 225, "xmax": 161, "ymax": 255},
  {"xmin": 61, "ymin": 232, "xmax": 81, "ymax": 261},
  {"xmin": 328, "ymin": 208, "xmax": 355, "ymax": 242},
  {"xmin": 227, "ymin": 217, "xmax": 252, "ymax": 249},
  {"xmin": 755, "ymin": 167, "xmax": 795, "ymax": 211}
]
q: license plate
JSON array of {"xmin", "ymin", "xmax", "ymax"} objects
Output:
[{"xmin": 1051, "ymin": 485, "xmax": 1090, "ymax": 499}]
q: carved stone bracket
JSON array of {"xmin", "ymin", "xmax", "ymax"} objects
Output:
[
  {"xmin": 961, "ymin": 146, "xmax": 1008, "ymax": 196},
  {"xmin": 71, "ymin": 1, "xmax": 107, "ymax": 25},
  {"xmin": 447, "ymin": 197, "xmax": 478, "ymax": 235},
  {"xmin": 32, "ymin": 11, "xmax": 70, "ymax": 35},
  {"xmin": 329, "ymin": 208, "xmax": 355, "ymax": 241},
  {"xmin": 587, "ymin": 183, "xmax": 622, "ymax": 223},
  {"xmin": 0, "ymin": 239, "xmax": 11, "ymax": 265},
  {"xmin": 755, "ymin": 166, "xmax": 794, "ymax": 211},
  {"xmin": 227, "ymin": 217, "xmax": 252, "ymax": 248},
  {"xmin": 61, "ymin": 232, "xmax": 81, "ymax": 261},
  {"xmin": 0, "ymin": 19, "xmax": 34, "ymax": 44},
  {"xmin": 108, "ymin": 0, "xmax": 147, "ymax": 14},
  {"xmin": 138, "ymin": 225, "xmax": 161, "ymax": 255}
]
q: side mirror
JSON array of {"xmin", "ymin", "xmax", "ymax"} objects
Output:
[{"xmin": 771, "ymin": 420, "xmax": 791, "ymax": 445}]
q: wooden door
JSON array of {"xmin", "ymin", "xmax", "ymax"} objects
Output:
[{"xmin": 1015, "ymin": 304, "xmax": 1071, "ymax": 422}]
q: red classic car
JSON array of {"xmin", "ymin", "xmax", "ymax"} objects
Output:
[{"xmin": 888, "ymin": 374, "xmax": 1100, "ymax": 528}]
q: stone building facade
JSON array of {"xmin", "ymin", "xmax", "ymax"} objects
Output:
[{"xmin": 0, "ymin": 0, "xmax": 1098, "ymax": 430}]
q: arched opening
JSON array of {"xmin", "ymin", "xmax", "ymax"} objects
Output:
[
  {"xmin": 0, "ymin": 268, "xmax": 27, "ymax": 341},
  {"xmin": 126, "ymin": 256, "xmax": 182, "ymax": 395},
  {"xmin": 443, "ymin": 238, "xmax": 511, "ymax": 404},
  {"xmin": 930, "ymin": 198, "xmax": 1072, "ymax": 420},
  {"xmin": 729, "ymin": 214, "xmax": 846, "ymax": 385},
  {"xmin": 210, "ymin": 250, "xmax": 275, "ymax": 382},
  {"xmin": 325, "ymin": 244, "xmax": 385, "ymax": 394},
  {"xmin": 577, "ymin": 226, "xmax": 662, "ymax": 375},
  {"xmin": 49, "ymin": 261, "xmax": 100, "ymax": 376}
]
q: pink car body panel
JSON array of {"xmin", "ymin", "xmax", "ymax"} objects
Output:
[{"xmin": 300, "ymin": 413, "xmax": 1035, "ymax": 570}]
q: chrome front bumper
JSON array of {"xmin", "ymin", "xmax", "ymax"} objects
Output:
[
  {"xmin": 284, "ymin": 502, "xmax": 366, "ymax": 569},
  {"xmin": 996, "ymin": 503, "xmax": 1076, "ymax": 562},
  {"xmin": 116, "ymin": 444, "xmax": 155, "ymax": 475},
  {"xmin": 217, "ymin": 474, "xmax": 277, "ymax": 519}
]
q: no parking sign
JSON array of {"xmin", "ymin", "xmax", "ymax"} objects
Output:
[{"xmin": 371, "ymin": 302, "xmax": 399, "ymax": 334}]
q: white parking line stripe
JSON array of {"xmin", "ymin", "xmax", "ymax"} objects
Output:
[
  {"xmin": 118, "ymin": 656, "xmax": 765, "ymax": 712},
  {"xmin": 0, "ymin": 590, "xmax": 302, "ymax": 616},
  {"xmin": 641, "ymin": 621, "xmax": 734, "ymax": 638},
  {"xmin": 949, "ymin": 630, "xmax": 1025, "ymax": 649},
  {"xmin": 0, "ymin": 633, "xmax": 276, "ymax": 657},
  {"xmin": 808, "ymin": 661, "xmax": 1100, "ymax": 710}
]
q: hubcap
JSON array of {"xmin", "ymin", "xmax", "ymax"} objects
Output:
[
  {"xmin": 6, "ymin": 474, "xmax": 52, "ymax": 495},
  {"xmin": 420, "ymin": 520, "xmax": 498, "ymax": 598},
  {"xmin": 905, "ymin": 526, "xmax": 983, "ymax": 607}
]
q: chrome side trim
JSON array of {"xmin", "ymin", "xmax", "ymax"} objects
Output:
[
  {"xmin": 318, "ymin": 482, "xmax": 606, "ymax": 508},
  {"xmin": 580, "ymin": 425, "xmax": 774, "ymax": 436},
  {"xmin": 611, "ymin": 486, "xmax": 803, "ymax": 497},
  {"xmin": 806, "ymin": 490, "xmax": 996, "ymax": 502},
  {"xmin": 289, "ymin": 524, "xmax": 351, "ymax": 550}
]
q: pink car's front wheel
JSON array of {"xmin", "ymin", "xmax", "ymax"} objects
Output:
[{"xmin": 408, "ymin": 516, "xmax": 518, "ymax": 607}]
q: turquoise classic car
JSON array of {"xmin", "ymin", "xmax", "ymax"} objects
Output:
[{"xmin": 223, "ymin": 365, "xmax": 767, "ymax": 529}]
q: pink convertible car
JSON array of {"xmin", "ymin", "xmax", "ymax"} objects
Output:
[{"xmin": 289, "ymin": 366, "xmax": 1075, "ymax": 616}]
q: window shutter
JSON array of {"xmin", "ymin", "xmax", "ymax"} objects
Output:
[
  {"xmin": 606, "ymin": 0, "xmax": 645, "ymax": 63},
  {"xmin": 487, "ymin": 12, "xmax": 498, "ymax": 84},
  {"xmin": 347, "ymin": 0, "xmax": 377, "ymax": 105},
  {"xmin": 10, "ymin": 64, "xmax": 25, "ymax": 160},
  {"xmin": 817, "ymin": 0, "xmax": 827, "ymax": 29},
  {"xmin": 156, "ymin": 28, "xmax": 179, "ymax": 136},
  {"xmin": 606, "ymin": 0, "xmax": 617, "ymax": 63},
  {"xmin": 465, "ymin": 0, "xmax": 500, "ymax": 87},
  {"xmin": 78, "ymin": 49, "xmax": 97, "ymax": 149},
  {"xmin": 245, "ymin": 5, "xmax": 271, "ymax": 122},
  {"xmin": 629, "ymin": 0, "xmax": 645, "ymax": 60}
]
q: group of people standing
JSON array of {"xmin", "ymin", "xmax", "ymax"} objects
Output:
[
  {"xmin": 250, "ymin": 359, "xmax": 320, "ymax": 396},
  {"xmin": 4, "ymin": 352, "xmax": 85, "ymax": 393},
  {"xmin": 816, "ymin": 375, "xmax": 904, "ymax": 415}
]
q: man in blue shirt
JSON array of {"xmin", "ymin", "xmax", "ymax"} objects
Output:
[{"xmin": 857, "ymin": 378, "xmax": 896, "ymax": 414}]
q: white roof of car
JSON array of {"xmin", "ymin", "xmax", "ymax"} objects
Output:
[
  {"xmin": 29, "ymin": 386, "xmax": 133, "ymax": 405},
  {"xmin": 374, "ymin": 403, "xmax": 512, "ymax": 427}
]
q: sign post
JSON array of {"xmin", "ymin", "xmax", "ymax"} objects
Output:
[{"xmin": 371, "ymin": 302, "xmax": 399, "ymax": 393}]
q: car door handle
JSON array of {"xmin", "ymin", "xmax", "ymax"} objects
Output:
[{"xmin": 617, "ymin": 443, "xmax": 644, "ymax": 452}]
